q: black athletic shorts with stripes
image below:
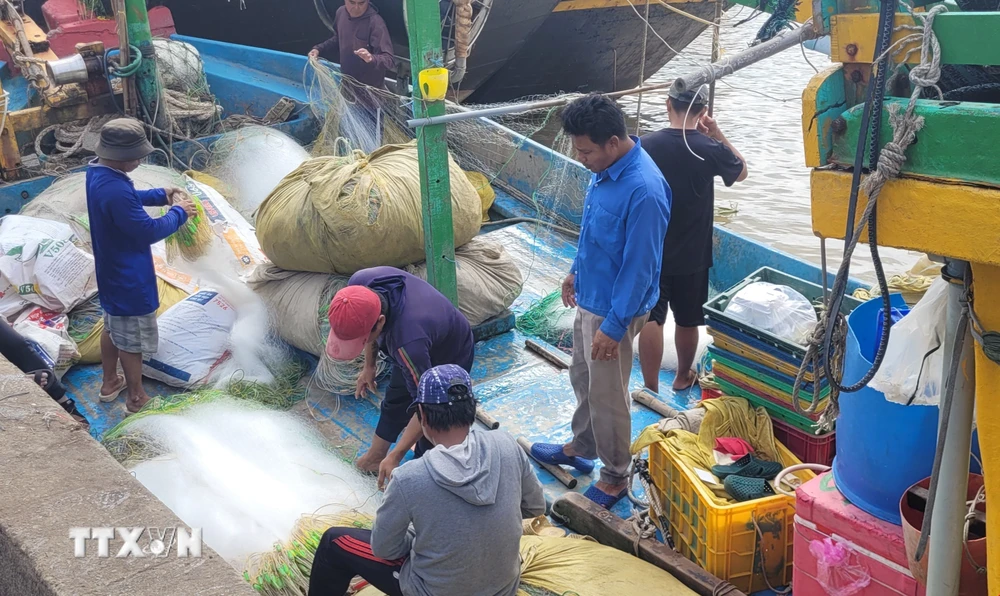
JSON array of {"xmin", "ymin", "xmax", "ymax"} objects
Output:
[{"xmin": 649, "ymin": 268, "xmax": 710, "ymax": 328}]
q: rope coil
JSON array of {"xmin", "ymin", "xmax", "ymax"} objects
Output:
[{"xmin": 792, "ymin": 4, "xmax": 947, "ymax": 431}]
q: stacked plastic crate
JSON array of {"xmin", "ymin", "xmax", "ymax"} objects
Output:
[{"xmin": 703, "ymin": 267, "xmax": 862, "ymax": 466}]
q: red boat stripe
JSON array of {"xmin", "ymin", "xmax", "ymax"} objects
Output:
[{"xmin": 334, "ymin": 536, "xmax": 404, "ymax": 565}]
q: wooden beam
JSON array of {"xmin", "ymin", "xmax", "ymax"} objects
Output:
[
  {"xmin": 830, "ymin": 13, "xmax": 1000, "ymax": 66},
  {"xmin": 552, "ymin": 493, "xmax": 746, "ymax": 596},
  {"xmin": 810, "ymin": 168, "xmax": 1000, "ymax": 268},
  {"xmin": 7, "ymin": 95, "xmax": 118, "ymax": 134},
  {"xmin": 525, "ymin": 339, "xmax": 571, "ymax": 370},
  {"xmin": 632, "ymin": 388, "xmax": 679, "ymax": 418}
]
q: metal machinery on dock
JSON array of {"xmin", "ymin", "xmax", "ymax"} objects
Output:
[{"xmin": 0, "ymin": 0, "xmax": 172, "ymax": 182}]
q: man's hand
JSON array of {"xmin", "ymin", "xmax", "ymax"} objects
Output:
[
  {"xmin": 166, "ymin": 187, "xmax": 188, "ymax": 205},
  {"xmin": 561, "ymin": 274, "xmax": 577, "ymax": 308},
  {"xmin": 355, "ymin": 364, "xmax": 377, "ymax": 399},
  {"xmin": 354, "ymin": 48, "xmax": 374, "ymax": 63},
  {"xmin": 377, "ymin": 453, "xmax": 402, "ymax": 490},
  {"xmin": 308, "ymin": 49, "xmax": 319, "ymax": 59},
  {"xmin": 697, "ymin": 115, "xmax": 724, "ymax": 141},
  {"xmin": 175, "ymin": 196, "xmax": 198, "ymax": 218},
  {"xmin": 591, "ymin": 330, "xmax": 619, "ymax": 361}
]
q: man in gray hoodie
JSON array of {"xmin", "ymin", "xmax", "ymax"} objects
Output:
[{"xmin": 307, "ymin": 364, "xmax": 546, "ymax": 596}]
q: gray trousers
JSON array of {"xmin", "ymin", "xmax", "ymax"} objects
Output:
[{"xmin": 568, "ymin": 308, "xmax": 648, "ymax": 485}]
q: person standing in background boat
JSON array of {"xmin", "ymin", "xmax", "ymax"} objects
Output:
[
  {"xmin": 308, "ymin": 0, "xmax": 394, "ymax": 153},
  {"xmin": 637, "ymin": 85, "xmax": 747, "ymax": 394},
  {"xmin": 531, "ymin": 94, "xmax": 671, "ymax": 510},
  {"xmin": 325, "ymin": 266, "xmax": 475, "ymax": 486},
  {"xmin": 86, "ymin": 118, "xmax": 197, "ymax": 413},
  {"xmin": 308, "ymin": 0, "xmax": 395, "ymax": 90},
  {"xmin": 307, "ymin": 364, "xmax": 545, "ymax": 596}
]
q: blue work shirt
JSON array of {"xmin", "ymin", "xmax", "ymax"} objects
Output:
[
  {"xmin": 570, "ymin": 137, "xmax": 671, "ymax": 341},
  {"xmin": 86, "ymin": 162, "xmax": 188, "ymax": 316}
]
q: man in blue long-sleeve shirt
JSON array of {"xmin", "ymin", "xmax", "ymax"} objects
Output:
[
  {"xmin": 532, "ymin": 94, "xmax": 671, "ymax": 509},
  {"xmin": 85, "ymin": 119, "xmax": 197, "ymax": 413}
]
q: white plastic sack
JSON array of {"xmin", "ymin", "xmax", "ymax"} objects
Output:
[
  {"xmin": 870, "ymin": 278, "xmax": 948, "ymax": 406},
  {"xmin": 723, "ymin": 282, "xmax": 817, "ymax": 345},
  {"xmin": 0, "ymin": 276, "xmax": 30, "ymax": 320},
  {"xmin": 405, "ymin": 237, "xmax": 523, "ymax": 325},
  {"xmin": 13, "ymin": 307, "xmax": 80, "ymax": 378},
  {"xmin": 0, "ymin": 215, "xmax": 97, "ymax": 312},
  {"xmin": 143, "ymin": 290, "xmax": 238, "ymax": 388}
]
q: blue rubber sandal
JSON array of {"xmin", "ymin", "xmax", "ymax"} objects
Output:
[
  {"xmin": 530, "ymin": 443, "xmax": 596, "ymax": 474},
  {"xmin": 584, "ymin": 484, "xmax": 628, "ymax": 510}
]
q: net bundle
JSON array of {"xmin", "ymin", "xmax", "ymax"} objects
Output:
[{"xmin": 304, "ymin": 61, "xmax": 586, "ymax": 230}]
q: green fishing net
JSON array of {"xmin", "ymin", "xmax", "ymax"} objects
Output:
[{"xmin": 516, "ymin": 289, "xmax": 575, "ymax": 351}]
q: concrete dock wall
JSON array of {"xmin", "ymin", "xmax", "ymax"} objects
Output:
[{"xmin": 0, "ymin": 358, "xmax": 253, "ymax": 595}]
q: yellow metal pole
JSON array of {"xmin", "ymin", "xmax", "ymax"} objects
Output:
[{"xmin": 970, "ymin": 263, "xmax": 1000, "ymax": 594}]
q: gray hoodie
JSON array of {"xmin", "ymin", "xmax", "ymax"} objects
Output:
[{"xmin": 370, "ymin": 428, "xmax": 546, "ymax": 596}]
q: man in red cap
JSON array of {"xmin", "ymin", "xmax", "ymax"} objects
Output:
[{"xmin": 327, "ymin": 266, "xmax": 474, "ymax": 482}]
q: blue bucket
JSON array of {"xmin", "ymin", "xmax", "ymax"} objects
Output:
[{"xmin": 834, "ymin": 294, "xmax": 981, "ymax": 525}]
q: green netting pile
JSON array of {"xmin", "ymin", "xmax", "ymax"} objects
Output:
[{"xmin": 516, "ymin": 289, "xmax": 575, "ymax": 351}]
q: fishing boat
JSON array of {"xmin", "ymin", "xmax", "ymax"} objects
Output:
[
  {"xmin": 32, "ymin": 0, "xmax": 716, "ymax": 103},
  {"xmin": 0, "ymin": 25, "xmax": 859, "ymax": 596}
]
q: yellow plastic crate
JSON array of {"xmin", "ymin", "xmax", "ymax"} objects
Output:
[{"xmin": 648, "ymin": 440, "xmax": 814, "ymax": 593}]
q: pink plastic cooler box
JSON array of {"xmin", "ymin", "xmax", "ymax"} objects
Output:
[{"xmin": 794, "ymin": 472, "xmax": 925, "ymax": 596}]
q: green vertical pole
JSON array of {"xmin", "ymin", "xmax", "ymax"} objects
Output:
[
  {"xmin": 404, "ymin": 0, "xmax": 459, "ymax": 305},
  {"xmin": 123, "ymin": 0, "xmax": 162, "ymax": 123}
]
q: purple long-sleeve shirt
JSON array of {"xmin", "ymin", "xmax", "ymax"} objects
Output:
[
  {"xmin": 314, "ymin": 5, "xmax": 394, "ymax": 89},
  {"xmin": 348, "ymin": 267, "xmax": 475, "ymax": 398}
]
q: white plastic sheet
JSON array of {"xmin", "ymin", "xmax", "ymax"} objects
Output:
[
  {"xmin": 723, "ymin": 281, "xmax": 817, "ymax": 345},
  {"xmin": 870, "ymin": 278, "xmax": 948, "ymax": 406}
]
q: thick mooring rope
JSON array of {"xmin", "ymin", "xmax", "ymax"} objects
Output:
[{"xmin": 791, "ymin": 4, "xmax": 947, "ymax": 431}]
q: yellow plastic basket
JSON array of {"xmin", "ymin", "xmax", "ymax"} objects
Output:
[{"xmin": 648, "ymin": 439, "xmax": 814, "ymax": 593}]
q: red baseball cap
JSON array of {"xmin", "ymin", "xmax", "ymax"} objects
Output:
[{"xmin": 326, "ymin": 285, "xmax": 382, "ymax": 361}]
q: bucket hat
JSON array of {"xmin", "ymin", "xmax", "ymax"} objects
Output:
[{"xmin": 95, "ymin": 118, "xmax": 155, "ymax": 161}]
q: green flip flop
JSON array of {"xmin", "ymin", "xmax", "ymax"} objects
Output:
[
  {"xmin": 711, "ymin": 453, "xmax": 783, "ymax": 480},
  {"xmin": 724, "ymin": 475, "xmax": 777, "ymax": 502}
]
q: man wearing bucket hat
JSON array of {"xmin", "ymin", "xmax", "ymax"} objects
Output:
[
  {"xmin": 326, "ymin": 265, "xmax": 475, "ymax": 482},
  {"xmin": 637, "ymin": 83, "xmax": 747, "ymax": 395},
  {"xmin": 86, "ymin": 118, "xmax": 197, "ymax": 413},
  {"xmin": 307, "ymin": 364, "xmax": 545, "ymax": 596}
]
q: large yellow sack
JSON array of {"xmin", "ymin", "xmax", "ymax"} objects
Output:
[
  {"xmin": 255, "ymin": 141, "xmax": 482, "ymax": 274},
  {"xmin": 356, "ymin": 535, "xmax": 696, "ymax": 596},
  {"xmin": 76, "ymin": 279, "xmax": 189, "ymax": 363}
]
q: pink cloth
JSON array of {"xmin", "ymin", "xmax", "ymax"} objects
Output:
[{"xmin": 714, "ymin": 437, "xmax": 754, "ymax": 458}]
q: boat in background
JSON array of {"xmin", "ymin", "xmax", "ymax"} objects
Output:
[{"xmin": 33, "ymin": 0, "xmax": 716, "ymax": 103}]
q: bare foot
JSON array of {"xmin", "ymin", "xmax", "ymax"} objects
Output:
[
  {"xmin": 126, "ymin": 393, "xmax": 150, "ymax": 413},
  {"xmin": 672, "ymin": 369, "xmax": 698, "ymax": 392},
  {"xmin": 594, "ymin": 480, "xmax": 627, "ymax": 496},
  {"xmin": 100, "ymin": 375, "xmax": 125, "ymax": 397},
  {"xmin": 354, "ymin": 453, "xmax": 384, "ymax": 474}
]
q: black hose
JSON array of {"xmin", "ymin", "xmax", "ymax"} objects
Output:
[
  {"xmin": 821, "ymin": 0, "xmax": 897, "ymax": 393},
  {"xmin": 480, "ymin": 217, "xmax": 580, "ymax": 238}
]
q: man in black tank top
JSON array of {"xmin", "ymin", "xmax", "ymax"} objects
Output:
[{"xmin": 638, "ymin": 85, "xmax": 748, "ymax": 393}]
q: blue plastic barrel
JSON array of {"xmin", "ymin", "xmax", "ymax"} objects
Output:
[{"xmin": 834, "ymin": 295, "xmax": 981, "ymax": 525}]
